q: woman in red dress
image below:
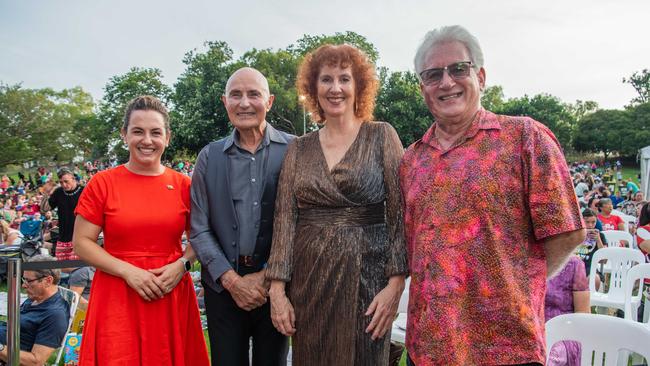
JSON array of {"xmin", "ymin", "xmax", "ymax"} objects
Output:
[{"xmin": 73, "ymin": 96, "xmax": 209, "ymax": 365}]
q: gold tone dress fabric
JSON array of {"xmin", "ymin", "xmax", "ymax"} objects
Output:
[{"xmin": 266, "ymin": 122, "xmax": 408, "ymax": 366}]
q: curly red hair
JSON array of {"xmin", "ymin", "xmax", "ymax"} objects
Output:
[{"xmin": 296, "ymin": 44, "xmax": 379, "ymax": 123}]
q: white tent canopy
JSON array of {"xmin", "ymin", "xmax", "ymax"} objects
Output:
[{"xmin": 640, "ymin": 145, "xmax": 650, "ymax": 199}]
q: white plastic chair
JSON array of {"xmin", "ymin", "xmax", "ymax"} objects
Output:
[
  {"xmin": 624, "ymin": 263, "xmax": 650, "ymax": 325},
  {"xmin": 546, "ymin": 313, "xmax": 650, "ymax": 366},
  {"xmin": 397, "ymin": 277, "xmax": 410, "ymax": 313},
  {"xmin": 589, "ymin": 247, "xmax": 644, "ymax": 314},
  {"xmin": 601, "ymin": 230, "xmax": 634, "ymax": 248},
  {"xmin": 391, "ymin": 277, "xmax": 410, "ymax": 344},
  {"xmin": 390, "ymin": 313, "xmax": 407, "ymax": 344},
  {"xmin": 55, "ymin": 286, "xmax": 80, "ymax": 365}
]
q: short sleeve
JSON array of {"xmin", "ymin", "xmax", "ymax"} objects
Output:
[
  {"xmin": 523, "ymin": 120, "xmax": 584, "ymax": 240},
  {"xmin": 74, "ymin": 174, "xmax": 107, "ymax": 227},
  {"xmin": 34, "ymin": 302, "xmax": 69, "ymax": 348},
  {"xmin": 571, "ymin": 257, "xmax": 588, "ymax": 291}
]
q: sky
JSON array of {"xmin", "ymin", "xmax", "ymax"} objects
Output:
[{"xmin": 1, "ymin": 0, "xmax": 648, "ymax": 110}]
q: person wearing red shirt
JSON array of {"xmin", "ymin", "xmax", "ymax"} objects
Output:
[
  {"xmin": 400, "ymin": 25, "xmax": 585, "ymax": 366},
  {"xmin": 597, "ymin": 198, "xmax": 625, "ymax": 231}
]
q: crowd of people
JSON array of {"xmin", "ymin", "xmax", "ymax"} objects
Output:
[{"xmin": 1, "ymin": 24, "xmax": 649, "ymax": 366}]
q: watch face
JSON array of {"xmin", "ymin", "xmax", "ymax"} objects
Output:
[{"xmin": 184, "ymin": 260, "xmax": 191, "ymax": 271}]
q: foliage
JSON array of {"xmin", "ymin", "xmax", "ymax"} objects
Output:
[
  {"xmin": 0, "ymin": 84, "xmax": 94, "ymax": 166},
  {"xmin": 375, "ymin": 68, "xmax": 431, "ymax": 147},
  {"xmin": 573, "ymin": 102, "xmax": 650, "ymax": 159},
  {"xmin": 481, "ymin": 85, "xmax": 505, "ymax": 112},
  {"xmin": 287, "ymin": 31, "xmax": 379, "ymax": 64},
  {"xmin": 171, "ymin": 41, "xmax": 236, "ymax": 155},
  {"xmin": 95, "ymin": 67, "xmax": 172, "ymax": 162},
  {"xmin": 494, "ymin": 93, "xmax": 575, "ymax": 149},
  {"xmin": 572, "ymin": 109, "xmax": 630, "ymax": 159},
  {"xmin": 623, "ymin": 69, "xmax": 650, "ymax": 105}
]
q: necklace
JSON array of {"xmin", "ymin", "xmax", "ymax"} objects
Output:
[{"xmin": 63, "ymin": 186, "xmax": 81, "ymax": 197}]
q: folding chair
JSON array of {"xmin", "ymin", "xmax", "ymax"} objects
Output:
[
  {"xmin": 55, "ymin": 286, "xmax": 80, "ymax": 365},
  {"xmin": 589, "ymin": 247, "xmax": 644, "ymax": 314},
  {"xmin": 546, "ymin": 313, "xmax": 650, "ymax": 366}
]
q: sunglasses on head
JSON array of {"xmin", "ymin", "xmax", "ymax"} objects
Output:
[{"xmin": 419, "ymin": 61, "xmax": 474, "ymax": 86}]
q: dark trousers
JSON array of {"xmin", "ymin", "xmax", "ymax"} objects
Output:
[{"xmin": 203, "ymin": 277, "xmax": 288, "ymax": 366}]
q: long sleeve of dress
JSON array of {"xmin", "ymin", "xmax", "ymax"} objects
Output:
[
  {"xmin": 265, "ymin": 139, "xmax": 299, "ymax": 282},
  {"xmin": 381, "ymin": 123, "xmax": 409, "ymax": 277}
]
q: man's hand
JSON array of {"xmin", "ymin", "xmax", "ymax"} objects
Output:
[{"xmin": 221, "ymin": 270, "xmax": 267, "ymax": 311}]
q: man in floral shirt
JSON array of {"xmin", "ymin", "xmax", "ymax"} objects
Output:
[{"xmin": 400, "ymin": 25, "xmax": 585, "ymax": 366}]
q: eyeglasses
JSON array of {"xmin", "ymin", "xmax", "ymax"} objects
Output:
[
  {"xmin": 419, "ymin": 61, "xmax": 474, "ymax": 86},
  {"xmin": 21, "ymin": 276, "xmax": 44, "ymax": 284}
]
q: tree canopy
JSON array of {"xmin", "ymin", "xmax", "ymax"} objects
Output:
[{"xmin": 2, "ymin": 34, "xmax": 648, "ymax": 168}]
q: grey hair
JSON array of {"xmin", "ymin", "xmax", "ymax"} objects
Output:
[
  {"xmin": 27, "ymin": 254, "xmax": 61, "ymax": 285},
  {"xmin": 414, "ymin": 25, "xmax": 485, "ymax": 79}
]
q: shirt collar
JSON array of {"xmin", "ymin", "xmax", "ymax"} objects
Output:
[
  {"xmin": 421, "ymin": 109, "xmax": 501, "ymax": 150},
  {"xmin": 223, "ymin": 122, "xmax": 288, "ymax": 152}
]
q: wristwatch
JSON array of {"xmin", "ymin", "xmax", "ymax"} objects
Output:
[
  {"xmin": 0, "ymin": 343, "xmax": 5, "ymax": 352},
  {"xmin": 178, "ymin": 257, "xmax": 191, "ymax": 272}
]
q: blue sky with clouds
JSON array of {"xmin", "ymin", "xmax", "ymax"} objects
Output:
[{"xmin": 1, "ymin": 0, "xmax": 648, "ymax": 109}]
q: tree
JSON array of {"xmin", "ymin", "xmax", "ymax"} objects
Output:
[
  {"xmin": 375, "ymin": 68, "xmax": 431, "ymax": 147},
  {"xmin": 481, "ymin": 85, "xmax": 505, "ymax": 112},
  {"xmin": 171, "ymin": 41, "xmax": 235, "ymax": 156},
  {"xmin": 0, "ymin": 84, "xmax": 94, "ymax": 167},
  {"xmin": 495, "ymin": 94, "xmax": 575, "ymax": 149},
  {"xmin": 623, "ymin": 69, "xmax": 650, "ymax": 105},
  {"xmin": 288, "ymin": 31, "xmax": 379, "ymax": 64},
  {"xmin": 96, "ymin": 67, "xmax": 172, "ymax": 161},
  {"xmin": 572, "ymin": 109, "xmax": 630, "ymax": 159}
]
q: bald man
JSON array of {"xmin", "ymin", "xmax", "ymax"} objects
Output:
[{"xmin": 191, "ymin": 67, "xmax": 293, "ymax": 365}]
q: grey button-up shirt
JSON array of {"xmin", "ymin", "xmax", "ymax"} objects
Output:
[{"xmin": 226, "ymin": 128, "xmax": 270, "ymax": 255}]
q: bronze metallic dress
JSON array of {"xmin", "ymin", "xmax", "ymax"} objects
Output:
[{"xmin": 266, "ymin": 122, "xmax": 408, "ymax": 366}]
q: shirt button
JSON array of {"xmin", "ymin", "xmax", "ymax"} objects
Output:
[
  {"xmin": 231, "ymin": 241, "xmax": 236, "ymax": 246},
  {"xmin": 255, "ymin": 223, "xmax": 259, "ymax": 228},
  {"xmin": 251, "ymin": 157, "xmax": 255, "ymax": 161},
  {"xmin": 251, "ymin": 178, "xmax": 256, "ymax": 183},
  {"xmin": 253, "ymin": 202, "xmax": 258, "ymax": 206},
  {"xmin": 232, "ymin": 224, "xmax": 237, "ymax": 230}
]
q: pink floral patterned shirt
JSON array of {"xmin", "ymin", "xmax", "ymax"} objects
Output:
[{"xmin": 399, "ymin": 109, "xmax": 584, "ymax": 365}]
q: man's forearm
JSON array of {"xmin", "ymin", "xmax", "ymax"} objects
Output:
[{"xmin": 544, "ymin": 228, "xmax": 586, "ymax": 277}]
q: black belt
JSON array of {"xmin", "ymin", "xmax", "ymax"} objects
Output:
[
  {"xmin": 238, "ymin": 255, "xmax": 256, "ymax": 267},
  {"xmin": 297, "ymin": 202, "xmax": 385, "ymax": 227}
]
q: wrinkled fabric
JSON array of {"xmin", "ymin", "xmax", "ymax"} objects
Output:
[
  {"xmin": 400, "ymin": 110, "xmax": 584, "ymax": 366},
  {"xmin": 266, "ymin": 122, "xmax": 408, "ymax": 366}
]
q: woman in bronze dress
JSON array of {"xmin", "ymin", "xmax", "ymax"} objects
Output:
[{"xmin": 266, "ymin": 44, "xmax": 408, "ymax": 365}]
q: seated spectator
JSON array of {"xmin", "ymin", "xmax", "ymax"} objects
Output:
[
  {"xmin": 0, "ymin": 255, "xmax": 70, "ymax": 366},
  {"xmin": 21, "ymin": 198, "xmax": 39, "ymax": 217},
  {"xmin": 574, "ymin": 178, "xmax": 589, "ymax": 198},
  {"xmin": 545, "ymin": 256, "xmax": 590, "ymax": 366},
  {"xmin": 610, "ymin": 189, "xmax": 625, "ymax": 209},
  {"xmin": 635, "ymin": 202, "xmax": 650, "ymax": 321},
  {"xmin": 575, "ymin": 209, "xmax": 607, "ymax": 274},
  {"xmin": 626, "ymin": 180, "xmax": 640, "ymax": 195},
  {"xmin": 68, "ymin": 266, "xmax": 95, "ymax": 305},
  {"xmin": 10, "ymin": 211, "xmax": 25, "ymax": 230},
  {"xmin": 0, "ymin": 219, "xmax": 23, "ymax": 246},
  {"xmin": 597, "ymin": 198, "xmax": 624, "ymax": 231},
  {"xmin": 633, "ymin": 191, "xmax": 645, "ymax": 203}
]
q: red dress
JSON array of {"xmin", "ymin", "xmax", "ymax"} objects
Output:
[{"xmin": 75, "ymin": 166, "xmax": 209, "ymax": 366}]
